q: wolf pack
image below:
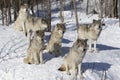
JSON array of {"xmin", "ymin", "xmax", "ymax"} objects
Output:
[{"xmin": 14, "ymin": 4, "xmax": 105, "ymax": 80}]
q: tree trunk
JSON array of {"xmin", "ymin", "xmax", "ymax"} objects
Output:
[
  {"xmin": 6, "ymin": 0, "xmax": 11, "ymax": 26},
  {"xmin": 1, "ymin": 0, "xmax": 4, "ymax": 25},
  {"xmin": 110, "ymin": 0, "xmax": 114, "ymax": 18},
  {"xmin": 99, "ymin": 0, "xmax": 103, "ymax": 18},
  {"xmin": 42, "ymin": 0, "xmax": 46, "ymax": 18},
  {"xmin": 60, "ymin": 0, "xmax": 64, "ymax": 23},
  {"xmin": 105, "ymin": 0, "xmax": 108, "ymax": 17},
  {"xmin": 119, "ymin": 0, "xmax": 120, "ymax": 27},
  {"xmin": 14, "ymin": 0, "xmax": 17, "ymax": 21},
  {"xmin": 86, "ymin": 0, "xmax": 89, "ymax": 15},
  {"xmin": 47, "ymin": 0, "xmax": 51, "ymax": 32},
  {"xmin": 72, "ymin": 0, "xmax": 79, "ymax": 29},
  {"xmin": 115, "ymin": 0, "xmax": 118, "ymax": 18}
]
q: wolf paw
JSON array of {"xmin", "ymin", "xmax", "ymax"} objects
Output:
[
  {"xmin": 93, "ymin": 48, "xmax": 99, "ymax": 53},
  {"xmin": 79, "ymin": 74, "xmax": 83, "ymax": 80},
  {"xmin": 87, "ymin": 49, "xmax": 93, "ymax": 53},
  {"xmin": 67, "ymin": 72, "xmax": 71, "ymax": 75},
  {"xmin": 34, "ymin": 61, "xmax": 40, "ymax": 65}
]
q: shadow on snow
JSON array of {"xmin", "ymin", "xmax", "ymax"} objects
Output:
[
  {"xmin": 82, "ymin": 62, "xmax": 111, "ymax": 72},
  {"xmin": 97, "ymin": 44, "xmax": 120, "ymax": 51}
]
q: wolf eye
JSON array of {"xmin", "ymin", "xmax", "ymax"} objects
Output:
[
  {"xmin": 26, "ymin": 10, "xmax": 27, "ymax": 11},
  {"xmin": 99, "ymin": 25, "xmax": 101, "ymax": 29},
  {"xmin": 83, "ymin": 48, "xmax": 86, "ymax": 51}
]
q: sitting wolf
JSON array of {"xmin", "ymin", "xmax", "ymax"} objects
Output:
[
  {"xmin": 45, "ymin": 23, "xmax": 66, "ymax": 57},
  {"xmin": 14, "ymin": 4, "xmax": 48, "ymax": 40},
  {"xmin": 58, "ymin": 39, "xmax": 87, "ymax": 80},
  {"xmin": 24, "ymin": 30, "xmax": 45, "ymax": 64},
  {"xmin": 78, "ymin": 19, "xmax": 103, "ymax": 53}
]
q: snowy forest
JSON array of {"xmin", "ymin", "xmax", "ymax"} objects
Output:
[
  {"xmin": 0, "ymin": 0, "xmax": 120, "ymax": 80},
  {"xmin": 0, "ymin": 0, "xmax": 120, "ymax": 27}
]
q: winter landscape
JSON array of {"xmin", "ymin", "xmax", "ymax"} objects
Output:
[{"xmin": 0, "ymin": 0, "xmax": 120, "ymax": 80}]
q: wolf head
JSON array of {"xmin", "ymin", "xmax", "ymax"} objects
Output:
[
  {"xmin": 35, "ymin": 30, "xmax": 44, "ymax": 41},
  {"xmin": 55, "ymin": 23, "xmax": 66, "ymax": 34},
  {"xmin": 73, "ymin": 39, "xmax": 87, "ymax": 52},
  {"xmin": 18, "ymin": 4, "xmax": 28, "ymax": 16},
  {"xmin": 40, "ymin": 18, "xmax": 49, "ymax": 31},
  {"xmin": 90, "ymin": 19, "xmax": 103, "ymax": 32}
]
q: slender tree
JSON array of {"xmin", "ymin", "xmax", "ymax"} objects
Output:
[
  {"xmin": 6, "ymin": 0, "xmax": 11, "ymax": 26},
  {"xmin": 105, "ymin": 0, "xmax": 108, "ymax": 17},
  {"xmin": 72, "ymin": 0, "xmax": 79, "ymax": 29},
  {"xmin": 115, "ymin": 0, "xmax": 118, "ymax": 18},
  {"xmin": 86, "ymin": 0, "xmax": 89, "ymax": 15},
  {"xmin": 1, "ymin": 0, "xmax": 4, "ymax": 25},
  {"xmin": 47, "ymin": 0, "xmax": 51, "ymax": 32},
  {"xmin": 60, "ymin": 0, "xmax": 64, "ymax": 23},
  {"xmin": 111, "ymin": 0, "xmax": 115, "ymax": 18},
  {"xmin": 119, "ymin": 0, "xmax": 120, "ymax": 27},
  {"xmin": 99, "ymin": 0, "xmax": 103, "ymax": 18}
]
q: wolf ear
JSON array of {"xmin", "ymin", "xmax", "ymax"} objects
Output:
[
  {"xmin": 76, "ymin": 39, "xmax": 80, "ymax": 45},
  {"xmin": 21, "ymin": 4, "xmax": 28, "ymax": 9},
  {"xmin": 41, "ymin": 18, "xmax": 47, "ymax": 24},
  {"xmin": 93, "ymin": 19, "xmax": 96, "ymax": 23},
  {"xmin": 98, "ymin": 19, "xmax": 101, "ymax": 23},
  {"xmin": 57, "ymin": 23, "xmax": 61, "ymax": 27}
]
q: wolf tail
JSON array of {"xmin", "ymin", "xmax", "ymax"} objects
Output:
[
  {"xmin": 58, "ymin": 64, "xmax": 66, "ymax": 71},
  {"xmin": 23, "ymin": 58, "xmax": 31, "ymax": 64}
]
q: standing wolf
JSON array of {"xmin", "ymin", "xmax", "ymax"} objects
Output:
[
  {"xmin": 14, "ymin": 4, "xmax": 48, "ymax": 40},
  {"xmin": 24, "ymin": 30, "xmax": 45, "ymax": 64},
  {"xmin": 58, "ymin": 39, "xmax": 87, "ymax": 80},
  {"xmin": 45, "ymin": 23, "xmax": 66, "ymax": 57},
  {"xmin": 78, "ymin": 19, "xmax": 103, "ymax": 53}
]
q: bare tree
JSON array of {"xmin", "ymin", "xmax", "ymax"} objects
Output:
[
  {"xmin": 47, "ymin": 0, "xmax": 51, "ymax": 32},
  {"xmin": 0, "ymin": 0, "xmax": 4, "ymax": 25},
  {"xmin": 99, "ymin": 0, "xmax": 103, "ymax": 18},
  {"xmin": 72, "ymin": 0, "xmax": 79, "ymax": 29},
  {"xmin": 115, "ymin": 0, "xmax": 118, "ymax": 18},
  {"xmin": 42, "ymin": 0, "xmax": 47, "ymax": 18},
  {"xmin": 105, "ymin": 0, "xmax": 108, "ymax": 17},
  {"xmin": 111, "ymin": 0, "xmax": 115, "ymax": 18},
  {"xmin": 119, "ymin": 0, "xmax": 120, "ymax": 27},
  {"xmin": 60, "ymin": 0, "xmax": 64, "ymax": 23},
  {"xmin": 86, "ymin": 0, "xmax": 89, "ymax": 15}
]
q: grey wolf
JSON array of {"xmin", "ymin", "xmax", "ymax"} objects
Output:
[
  {"xmin": 58, "ymin": 39, "xmax": 87, "ymax": 80},
  {"xmin": 45, "ymin": 23, "xmax": 66, "ymax": 57},
  {"xmin": 24, "ymin": 30, "xmax": 45, "ymax": 64},
  {"xmin": 78, "ymin": 19, "xmax": 103, "ymax": 53},
  {"xmin": 14, "ymin": 4, "xmax": 48, "ymax": 40}
]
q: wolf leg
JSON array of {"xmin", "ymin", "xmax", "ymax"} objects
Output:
[
  {"xmin": 54, "ymin": 44, "xmax": 61, "ymax": 57},
  {"xmin": 65, "ymin": 61, "xmax": 70, "ymax": 75},
  {"xmin": 88, "ymin": 39, "xmax": 92, "ymax": 52},
  {"xmin": 72, "ymin": 65, "xmax": 77, "ymax": 80},
  {"xmin": 39, "ymin": 51, "xmax": 43, "ymax": 64},
  {"xmin": 28, "ymin": 30, "xmax": 34, "ymax": 44},
  {"xmin": 78, "ymin": 64, "xmax": 83, "ymax": 80},
  {"xmin": 93, "ymin": 40, "xmax": 99, "ymax": 53},
  {"xmin": 55, "ymin": 49, "xmax": 61, "ymax": 57},
  {"xmin": 33, "ymin": 52, "xmax": 39, "ymax": 65},
  {"xmin": 22, "ymin": 22, "xmax": 27, "ymax": 37}
]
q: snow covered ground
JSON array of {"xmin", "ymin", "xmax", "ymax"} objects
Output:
[{"xmin": 0, "ymin": 4, "xmax": 120, "ymax": 80}]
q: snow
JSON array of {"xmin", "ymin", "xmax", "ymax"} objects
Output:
[{"xmin": 0, "ymin": 3, "xmax": 120, "ymax": 80}]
